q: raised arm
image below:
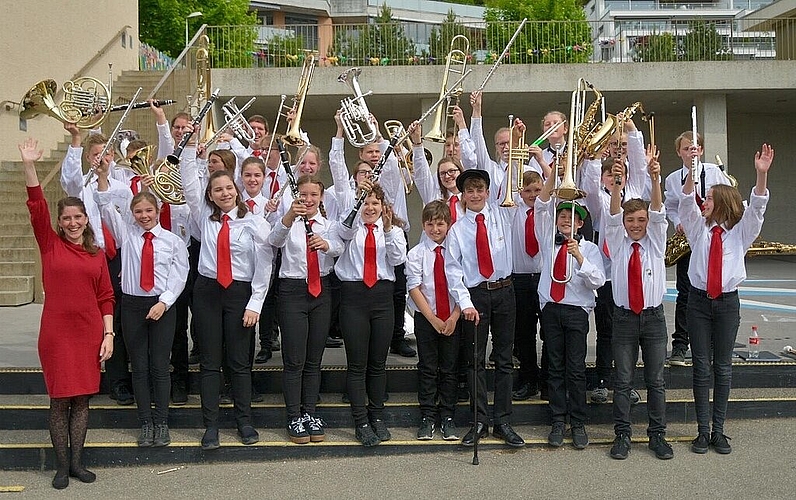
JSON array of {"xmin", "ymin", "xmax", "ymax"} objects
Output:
[
  {"xmin": 753, "ymin": 143, "xmax": 773, "ymax": 196},
  {"xmin": 647, "ymin": 145, "xmax": 662, "ymax": 212}
]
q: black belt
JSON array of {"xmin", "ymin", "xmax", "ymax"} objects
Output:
[
  {"xmin": 477, "ymin": 277, "xmax": 513, "ymax": 291},
  {"xmin": 617, "ymin": 304, "xmax": 663, "ymax": 315},
  {"xmin": 691, "ymin": 287, "xmax": 738, "ymax": 301}
]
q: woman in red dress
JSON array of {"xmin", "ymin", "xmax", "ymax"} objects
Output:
[{"xmin": 19, "ymin": 138, "xmax": 115, "ymax": 489}]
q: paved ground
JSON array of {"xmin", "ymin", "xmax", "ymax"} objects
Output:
[
  {"xmin": 1, "ymin": 418, "xmax": 794, "ymax": 499},
  {"xmin": 1, "ymin": 256, "xmax": 794, "ymax": 368}
]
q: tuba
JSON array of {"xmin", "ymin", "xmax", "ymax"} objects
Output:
[
  {"xmin": 283, "ymin": 52, "xmax": 316, "ymax": 147},
  {"xmin": 500, "ymin": 114, "xmax": 529, "ymax": 207},
  {"xmin": 20, "ymin": 77, "xmax": 111, "ymax": 129},
  {"xmin": 424, "ymin": 35, "xmax": 469, "ymax": 143},
  {"xmin": 339, "ymin": 67, "xmax": 378, "ymax": 147}
]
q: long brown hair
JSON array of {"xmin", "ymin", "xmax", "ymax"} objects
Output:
[
  {"xmin": 204, "ymin": 170, "xmax": 248, "ymax": 221},
  {"xmin": 706, "ymin": 184, "xmax": 743, "ymax": 230},
  {"xmin": 56, "ymin": 197, "xmax": 98, "ymax": 255},
  {"xmin": 209, "ymin": 149, "xmax": 236, "ymax": 173},
  {"xmin": 437, "ymin": 156, "xmax": 463, "ymax": 199}
]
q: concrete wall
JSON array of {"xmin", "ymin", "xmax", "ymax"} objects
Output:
[{"xmin": 0, "ymin": 0, "xmax": 139, "ymax": 161}]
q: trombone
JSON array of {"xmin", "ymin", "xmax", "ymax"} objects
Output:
[
  {"xmin": 283, "ymin": 52, "xmax": 316, "ymax": 147},
  {"xmin": 500, "ymin": 114, "xmax": 529, "ymax": 207},
  {"xmin": 339, "ymin": 67, "xmax": 378, "ymax": 147},
  {"xmin": 425, "ymin": 35, "xmax": 469, "ymax": 143}
]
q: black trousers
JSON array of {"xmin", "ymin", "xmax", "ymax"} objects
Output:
[
  {"xmin": 104, "ymin": 252, "xmax": 132, "ymax": 392},
  {"xmin": 120, "ymin": 294, "xmax": 176, "ymax": 425},
  {"xmin": 462, "ymin": 283, "xmax": 515, "ymax": 426},
  {"xmin": 542, "ymin": 302, "xmax": 590, "ymax": 426},
  {"xmin": 594, "ymin": 281, "xmax": 615, "ymax": 386},
  {"xmin": 193, "ymin": 275, "xmax": 254, "ymax": 429},
  {"xmin": 340, "ymin": 280, "xmax": 394, "ymax": 426},
  {"xmin": 391, "ymin": 262, "xmax": 408, "ymax": 345},
  {"xmin": 415, "ymin": 313, "xmax": 459, "ymax": 420},
  {"xmin": 512, "ymin": 273, "xmax": 542, "ymax": 387},
  {"xmin": 673, "ymin": 253, "xmax": 692, "ymax": 352},
  {"xmin": 187, "ymin": 237, "xmax": 201, "ymax": 355},
  {"xmin": 278, "ymin": 277, "xmax": 331, "ymax": 420},
  {"xmin": 170, "ymin": 285, "xmax": 190, "ymax": 386},
  {"xmin": 258, "ymin": 249, "xmax": 281, "ymax": 353},
  {"xmin": 328, "ymin": 269, "xmax": 343, "ymax": 338}
]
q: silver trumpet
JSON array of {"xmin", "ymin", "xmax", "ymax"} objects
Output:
[{"xmin": 338, "ymin": 67, "xmax": 378, "ymax": 147}]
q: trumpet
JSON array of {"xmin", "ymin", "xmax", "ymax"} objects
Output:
[
  {"xmin": 384, "ymin": 119, "xmax": 430, "ymax": 195},
  {"xmin": 339, "ymin": 67, "xmax": 378, "ymax": 147},
  {"xmin": 283, "ymin": 53, "xmax": 316, "ymax": 147},
  {"xmin": 425, "ymin": 35, "xmax": 469, "ymax": 143},
  {"xmin": 500, "ymin": 114, "xmax": 529, "ymax": 207},
  {"xmin": 20, "ymin": 76, "xmax": 111, "ymax": 130},
  {"xmin": 202, "ymin": 96, "xmax": 257, "ymax": 149}
]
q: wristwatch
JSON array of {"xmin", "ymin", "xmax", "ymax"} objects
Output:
[{"xmin": 104, "ymin": 331, "xmax": 115, "ymax": 337}]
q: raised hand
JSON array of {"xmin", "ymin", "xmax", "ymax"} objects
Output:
[
  {"xmin": 754, "ymin": 143, "xmax": 774, "ymax": 173},
  {"xmin": 18, "ymin": 138, "xmax": 43, "ymax": 163}
]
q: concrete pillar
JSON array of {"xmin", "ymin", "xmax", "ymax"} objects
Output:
[
  {"xmin": 695, "ymin": 93, "xmax": 728, "ymax": 169},
  {"xmin": 273, "ymin": 11, "xmax": 286, "ymax": 28},
  {"xmin": 318, "ymin": 17, "xmax": 333, "ymax": 66}
]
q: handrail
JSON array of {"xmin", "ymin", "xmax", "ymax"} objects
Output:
[
  {"xmin": 56, "ymin": 25, "xmax": 133, "ymax": 100},
  {"xmin": 148, "ymin": 24, "xmax": 208, "ymax": 99}
]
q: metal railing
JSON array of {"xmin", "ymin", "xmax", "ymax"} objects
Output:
[{"xmin": 204, "ymin": 18, "xmax": 795, "ymax": 68}]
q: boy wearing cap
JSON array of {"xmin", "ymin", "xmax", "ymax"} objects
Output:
[
  {"xmin": 535, "ymin": 169, "xmax": 606, "ymax": 449},
  {"xmin": 445, "ymin": 169, "xmax": 524, "ymax": 448}
]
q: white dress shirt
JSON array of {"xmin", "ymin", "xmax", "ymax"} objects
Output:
[
  {"xmin": 241, "ymin": 191, "xmax": 269, "ymax": 217},
  {"xmin": 267, "ymin": 213, "xmax": 343, "ymax": 278},
  {"xmin": 534, "ymin": 196, "xmax": 606, "ymax": 312},
  {"xmin": 604, "ymin": 207, "xmax": 668, "ymax": 309},
  {"xmin": 334, "ymin": 218, "xmax": 406, "ymax": 282},
  {"xmin": 664, "ymin": 162, "xmax": 731, "ymax": 228},
  {"xmin": 411, "ymin": 146, "xmax": 466, "ymax": 221},
  {"xmin": 511, "ymin": 203, "xmax": 544, "ymax": 274},
  {"xmin": 406, "ymin": 234, "xmax": 457, "ymax": 316},
  {"xmin": 680, "ymin": 187, "xmax": 768, "ymax": 293}
]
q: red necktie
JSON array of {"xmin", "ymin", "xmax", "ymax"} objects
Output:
[
  {"xmin": 525, "ymin": 208, "xmax": 538, "ymax": 257},
  {"xmin": 101, "ymin": 222, "xmax": 117, "ymax": 260},
  {"xmin": 448, "ymin": 195, "xmax": 459, "ymax": 224},
  {"xmin": 363, "ymin": 223, "xmax": 377, "ymax": 288},
  {"xmin": 306, "ymin": 220, "xmax": 321, "ymax": 297},
  {"xmin": 628, "ymin": 242, "xmax": 644, "ymax": 314},
  {"xmin": 269, "ymin": 171, "xmax": 280, "ymax": 198},
  {"xmin": 130, "ymin": 175, "xmax": 141, "ymax": 196},
  {"xmin": 475, "ymin": 213, "xmax": 494, "ymax": 279},
  {"xmin": 602, "ymin": 239, "xmax": 610, "ymax": 258},
  {"xmin": 550, "ymin": 243, "xmax": 567, "ymax": 302},
  {"xmin": 707, "ymin": 225, "xmax": 724, "ymax": 298},
  {"xmin": 434, "ymin": 246, "xmax": 451, "ymax": 321},
  {"xmin": 217, "ymin": 214, "xmax": 233, "ymax": 288},
  {"xmin": 140, "ymin": 231, "xmax": 155, "ymax": 292},
  {"xmin": 159, "ymin": 203, "xmax": 172, "ymax": 231},
  {"xmin": 252, "ymin": 149, "xmax": 262, "ymax": 158},
  {"xmin": 245, "ymin": 199, "xmax": 256, "ymax": 213}
]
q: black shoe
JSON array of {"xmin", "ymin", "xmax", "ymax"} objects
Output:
[
  {"xmin": 417, "ymin": 417, "xmax": 435, "ymax": 440},
  {"xmin": 461, "ymin": 422, "xmax": 488, "ymax": 447},
  {"xmin": 441, "ymin": 417, "xmax": 459, "ymax": 441},
  {"xmin": 512, "ymin": 382, "xmax": 539, "ymax": 401},
  {"xmin": 111, "ymin": 386, "xmax": 134, "ymax": 406},
  {"xmin": 710, "ymin": 432, "xmax": 732, "ymax": 454},
  {"xmin": 390, "ymin": 340, "xmax": 416, "ymax": 357},
  {"xmin": 238, "ymin": 425, "xmax": 259, "ymax": 445},
  {"xmin": 488, "ymin": 350, "xmax": 496, "ymax": 365},
  {"xmin": 219, "ymin": 386, "xmax": 233, "ymax": 405},
  {"xmin": 355, "ymin": 423, "xmax": 381, "ymax": 447},
  {"xmin": 52, "ymin": 470, "xmax": 69, "ymax": 489},
  {"xmin": 251, "ymin": 390, "xmax": 264, "ymax": 403},
  {"xmin": 457, "ymin": 382, "xmax": 470, "ymax": 403},
  {"xmin": 153, "ymin": 424, "xmax": 171, "ymax": 447},
  {"xmin": 649, "ymin": 432, "xmax": 673, "ymax": 459},
  {"xmin": 303, "ymin": 413, "xmax": 326, "ymax": 442},
  {"xmin": 287, "ymin": 417, "xmax": 310, "ymax": 444},
  {"xmin": 370, "ymin": 419, "xmax": 391, "ymax": 441},
  {"xmin": 69, "ymin": 467, "xmax": 96, "ymax": 483},
  {"xmin": 691, "ymin": 432, "xmax": 710, "ymax": 454},
  {"xmin": 539, "ymin": 385, "xmax": 549, "ymax": 401},
  {"xmin": 188, "ymin": 350, "xmax": 200, "ymax": 365},
  {"xmin": 341, "ymin": 392, "xmax": 350, "ymax": 404},
  {"xmin": 492, "ymin": 423, "xmax": 525, "ymax": 448},
  {"xmin": 201, "ymin": 427, "xmax": 220, "ymax": 450},
  {"xmin": 171, "ymin": 381, "xmax": 187, "ymax": 406},
  {"xmin": 271, "ymin": 337, "xmax": 281, "ymax": 351},
  {"xmin": 137, "ymin": 422, "xmax": 154, "ymax": 447},
  {"xmin": 610, "ymin": 433, "xmax": 631, "ymax": 459},
  {"xmin": 548, "ymin": 422, "xmax": 565, "ymax": 447},
  {"xmin": 571, "ymin": 425, "xmax": 589, "ymax": 449},
  {"xmin": 254, "ymin": 349, "xmax": 272, "ymax": 364},
  {"xmin": 325, "ymin": 337, "xmax": 343, "ymax": 348}
]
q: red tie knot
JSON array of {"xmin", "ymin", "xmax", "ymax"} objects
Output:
[
  {"xmin": 222, "ymin": 214, "xmax": 231, "ymax": 223},
  {"xmin": 476, "ymin": 213, "xmax": 485, "ymax": 223},
  {"xmin": 712, "ymin": 225, "xmax": 724, "ymax": 236},
  {"xmin": 632, "ymin": 241, "xmax": 640, "ymax": 250},
  {"xmin": 144, "ymin": 231, "xmax": 154, "ymax": 241}
]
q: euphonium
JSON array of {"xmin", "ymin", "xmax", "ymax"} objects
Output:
[
  {"xmin": 500, "ymin": 114, "xmax": 529, "ymax": 208},
  {"xmin": 664, "ymin": 232, "xmax": 691, "ymax": 267},
  {"xmin": 20, "ymin": 77, "xmax": 111, "ymax": 129},
  {"xmin": 425, "ymin": 35, "xmax": 469, "ymax": 143},
  {"xmin": 339, "ymin": 67, "xmax": 378, "ymax": 147},
  {"xmin": 283, "ymin": 53, "xmax": 316, "ymax": 147}
]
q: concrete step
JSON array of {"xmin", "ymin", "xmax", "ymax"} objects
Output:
[
  {"xmin": 1, "ymin": 221, "xmax": 34, "ymax": 234},
  {"xmin": 0, "ymin": 234, "xmax": 36, "ymax": 248},
  {"xmin": 0, "ymin": 160, "xmax": 60, "ymax": 174},
  {"xmin": 0, "ymin": 247, "xmax": 37, "ymax": 261},
  {"xmin": 0, "ymin": 276, "xmax": 33, "ymax": 292},
  {"xmin": 0, "ymin": 261, "xmax": 36, "ymax": 276},
  {"xmin": 0, "ymin": 288, "xmax": 34, "ymax": 306}
]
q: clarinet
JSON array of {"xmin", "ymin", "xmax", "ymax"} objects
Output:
[
  {"xmin": 165, "ymin": 88, "xmax": 220, "ymax": 166},
  {"xmin": 276, "ymin": 138, "xmax": 314, "ymax": 238},
  {"xmin": 108, "ymin": 99, "xmax": 175, "ymax": 113},
  {"xmin": 341, "ymin": 134, "xmax": 398, "ymax": 229}
]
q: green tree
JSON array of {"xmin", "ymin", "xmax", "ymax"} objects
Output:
[
  {"xmin": 484, "ymin": 0, "xmax": 592, "ymax": 64},
  {"xmin": 330, "ymin": 4, "xmax": 415, "ymax": 66},
  {"xmin": 682, "ymin": 21, "xmax": 732, "ymax": 61},
  {"xmin": 428, "ymin": 11, "xmax": 473, "ymax": 64},
  {"xmin": 139, "ymin": 0, "xmax": 258, "ymax": 65},
  {"xmin": 633, "ymin": 32, "xmax": 677, "ymax": 62}
]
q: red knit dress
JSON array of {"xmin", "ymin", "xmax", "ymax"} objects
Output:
[{"xmin": 27, "ymin": 186, "xmax": 115, "ymax": 398}]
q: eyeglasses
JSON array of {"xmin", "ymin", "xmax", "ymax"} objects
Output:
[
  {"xmin": 495, "ymin": 141, "xmax": 510, "ymax": 148},
  {"xmin": 610, "ymin": 142, "xmax": 628, "ymax": 147},
  {"xmin": 439, "ymin": 169, "xmax": 459, "ymax": 178}
]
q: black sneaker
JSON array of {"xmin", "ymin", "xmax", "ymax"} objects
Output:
[
  {"xmin": 710, "ymin": 432, "xmax": 732, "ymax": 454},
  {"xmin": 137, "ymin": 423, "xmax": 154, "ymax": 447},
  {"xmin": 355, "ymin": 423, "xmax": 381, "ymax": 447},
  {"xmin": 201, "ymin": 427, "xmax": 220, "ymax": 450},
  {"xmin": 238, "ymin": 425, "xmax": 259, "ymax": 445},
  {"xmin": 303, "ymin": 414, "xmax": 326, "ymax": 442},
  {"xmin": 512, "ymin": 382, "xmax": 539, "ymax": 401},
  {"xmin": 287, "ymin": 417, "xmax": 310, "ymax": 444},
  {"xmin": 370, "ymin": 419, "xmax": 391, "ymax": 441},
  {"xmin": 610, "ymin": 433, "xmax": 631, "ymax": 459},
  {"xmin": 440, "ymin": 417, "xmax": 459, "ymax": 441},
  {"xmin": 171, "ymin": 381, "xmax": 187, "ymax": 406},
  {"xmin": 648, "ymin": 432, "xmax": 673, "ymax": 459},
  {"xmin": 219, "ymin": 386, "xmax": 233, "ymax": 405},
  {"xmin": 112, "ymin": 386, "xmax": 134, "ymax": 406},
  {"xmin": 271, "ymin": 336, "xmax": 281, "ymax": 351},
  {"xmin": 251, "ymin": 390, "xmax": 264, "ymax": 403},
  {"xmin": 669, "ymin": 347, "xmax": 688, "ymax": 367},
  {"xmin": 691, "ymin": 432, "xmax": 710, "ymax": 454},
  {"xmin": 390, "ymin": 340, "xmax": 416, "ymax": 357},
  {"xmin": 548, "ymin": 422, "xmax": 566, "ymax": 447},
  {"xmin": 153, "ymin": 424, "xmax": 171, "ymax": 447},
  {"xmin": 417, "ymin": 417, "xmax": 435, "ymax": 440},
  {"xmin": 571, "ymin": 425, "xmax": 589, "ymax": 449}
]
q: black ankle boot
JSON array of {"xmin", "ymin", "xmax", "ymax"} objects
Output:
[
  {"xmin": 52, "ymin": 469, "xmax": 69, "ymax": 489},
  {"xmin": 69, "ymin": 466, "xmax": 96, "ymax": 483}
]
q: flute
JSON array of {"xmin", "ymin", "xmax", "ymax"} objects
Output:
[{"xmin": 276, "ymin": 138, "xmax": 314, "ymax": 238}]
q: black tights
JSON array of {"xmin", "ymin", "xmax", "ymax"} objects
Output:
[{"xmin": 49, "ymin": 396, "xmax": 90, "ymax": 474}]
